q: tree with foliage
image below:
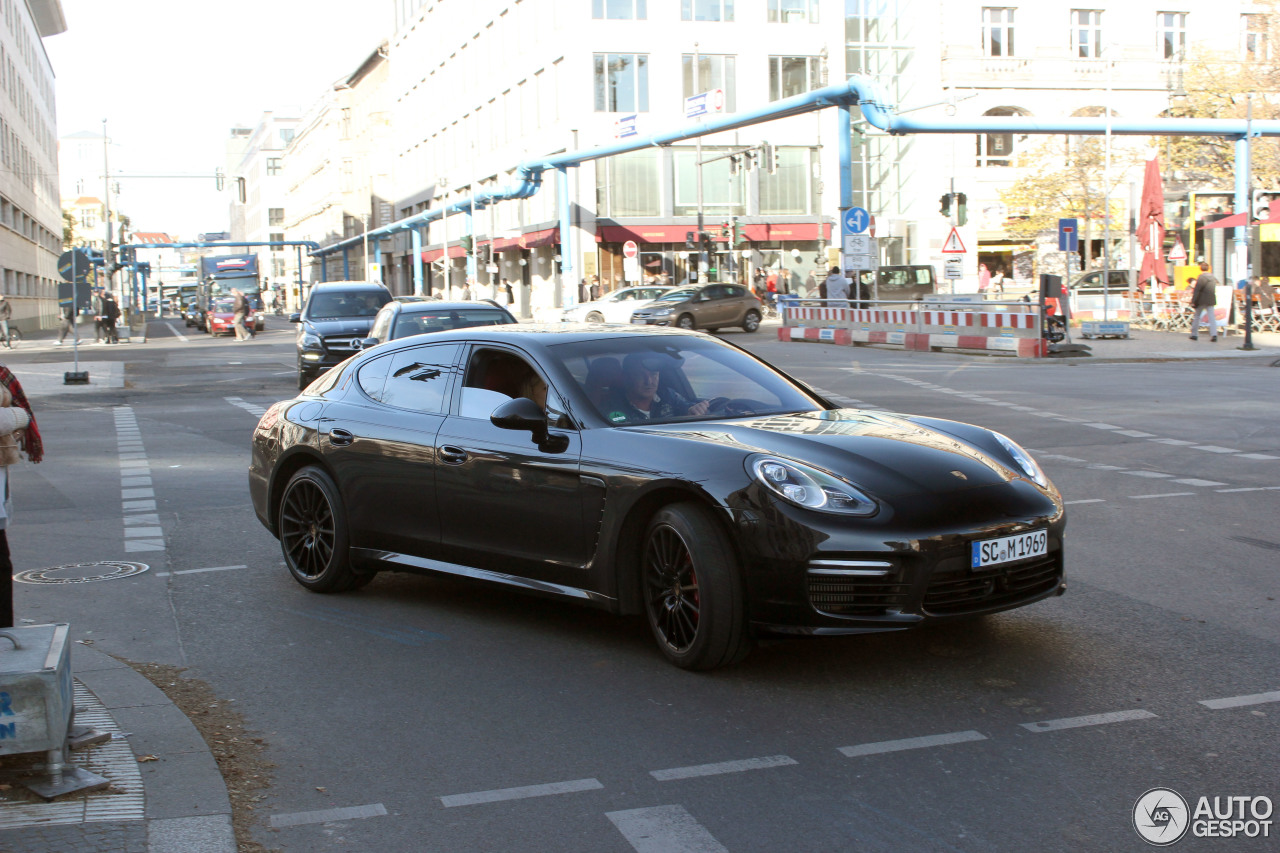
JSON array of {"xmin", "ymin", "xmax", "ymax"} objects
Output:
[
  {"xmin": 62, "ymin": 209, "xmax": 77, "ymax": 249},
  {"xmin": 999, "ymin": 135, "xmax": 1141, "ymax": 266}
]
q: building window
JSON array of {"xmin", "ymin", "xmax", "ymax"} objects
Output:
[
  {"xmin": 768, "ymin": 56, "xmax": 821, "ymax": 101},
  {"xmin": 673, "ymin": 149, "xmax": 743, "ymax": 216},
  {"xmin": 596, "ymin": 148, "xmax": 661, "ymax": 216},
  {"xmin": 1071, "ymin": 9, "xmax": 1102, "ymax": 58},
  {"xmin": 594, "ymin": 53, "xmax": 649, "ymax": 112},
  {"xmin": 682, "ymin": 54, "xmax": 736, "ymax": 112},
  {"xmin": 592, "ymin": 0, "xmax": 645, "ymax": 19},
  {"xmin": 768, "ymin": 0, "xmax": 817, "ymax": 23},
  {"xmin": 269, "ymin": 232, "xmax": 284, "ymax": 244},
  {"xmin": 1157, "ymin": 11, "xmax": 1186, "ymax": 59},
  {"xmin": 682, "ymin": 0, "xmax": 733, "ymax": 22},
  {"xmin": 759, "ymin": 147, "xmax": 811, "ymax": 215},
  {"xmin": 982, "ymin": 7, "xmax": 1015, "ymax": 57},
  {"xmin": 976, "ymin": 107, "xmax": 1028, "ymax": 167},
  {"xmin": 268, "ymin": 208, "xmax": 285, "ymax": 226},
  {"xmin": 1242, "ymin": 13, "xmax": 1270, "ymax": 59},
  {"xmin": 267, "ymin": 157, "xmax": 282, "ymax": 176}
]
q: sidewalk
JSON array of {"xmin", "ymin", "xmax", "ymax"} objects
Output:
[
  {"xmin": 0, "ymin": 642, "xmax": 235, "ymax": 853},
  {"xmin": 1055, "ymin": 324, "xmax": 1280, "ymax": 362}
]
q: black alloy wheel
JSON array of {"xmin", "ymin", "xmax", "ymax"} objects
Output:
[
  {"xmin": 742, "ymin": 310, "xmax": 761, "ymax": 332},
  {"xmin": 641, "ymin": 503, "xmax": 753, "ymax": 670},
  {"xmin": 676, "ymin": 313, "xmax": 696, "ymax": 330},
  {"xmin": 278, "ymin": 466, "xmax": 366, "ymax": 592}
]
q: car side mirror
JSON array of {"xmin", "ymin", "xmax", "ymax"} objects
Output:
[
  {"xmin": 361, "ymin": 337, "xmax": 379, "ymax": 349},
  {"xmin": 289, "ymin": 313, "xmax": 301, "ymax": 323},
  {"xmin": 490, "ymin": 397, "xmax": 569, "ymax": 453}
]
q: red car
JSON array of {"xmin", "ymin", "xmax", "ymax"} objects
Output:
[{"xmin": 206, "ymin": 299, "xmax": 255, "ymax": 336}]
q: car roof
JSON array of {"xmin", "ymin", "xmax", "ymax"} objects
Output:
[
  {"xmin": 308, "ymin": 281, "xmax": 389, "ymax": 292},
  {"xmin": 375, "ymin": 323, "xmax": 702, "ymax": 349},
  {"xmin": 393, "ymin": 300, "xmax": 512, "ymax": 313}
]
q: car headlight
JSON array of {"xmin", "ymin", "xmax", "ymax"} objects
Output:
[
  {"xmin": 299, "ymin": 331, "xmax": 321, "ymax": 348},
  {"xmin": 993, "ymin": 432, "xmax": 1048, "ymax": 488},
  {"xmin": 650, "ymin": 307, "xmax": 673, "ymax": 316},
  {"xmin": 749, "ymin": 455, "xmax": 878, "ymax": 516}
]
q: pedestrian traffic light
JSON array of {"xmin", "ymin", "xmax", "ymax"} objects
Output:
[
  {"xmin": 939, "ymin": 193, "xmax": 952, "ymax": 216},
  {"xmin": 732, "ymin": 217, "xmax": 745, "ymax": 246},
  {"xmin": 1253, "ymin": 194, "xmax": 1272, "ymax": 221},
  {"xmin": 721, "ymin": 221, "xmax": 731, "ymax": 238},
  {"xmin": 956, "ymin": 192, "xmax": 968, "ymax": 226},
  {"xmin": 686, "ymin": 231, "xmax": 697, "ymax": 249}
]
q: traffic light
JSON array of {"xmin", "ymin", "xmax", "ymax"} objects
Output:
[
  {"xmin": 686, "ymin": 231, "xmax": 697, "ymax": 249},
  {"xmin": 732, "ymin": 217, "xmax": 745, "ymax": 246},
  {"xmin": 1253, "ymin": 194, "xmax": 1272, "ymax": 221},
  {"xmin": 478, "ymin": 244, "xmax": 491, "ymax": 264},
  {"xmin": 760, "ymin": 142, "xmax": 778, "ymax": 175},
  {"xmin": 721, "ymin": 221, "xmax": 731, "ymax": 238},
  {"xmin": 699, "ymin": 231, "xmax": 716, "ymax": 254},
  {"xmin": 460, "ymin": 235, "xmax": 474, "ymax": 253},
  {"xmin": 939, "ymin": 193, "xmax": 952, "ymax": 216},
  {"xmin": 215, "ymin": 168, "xmax": 225, "ymax": 192},
  {"xmin": 956, "ymin": 192, "xmax": 968, "ymax": 226},
  {"xmin": 728, "ymin": 154, "xmax": 740, "ymax": 176}
]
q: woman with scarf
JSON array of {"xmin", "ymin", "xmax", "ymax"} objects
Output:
[{"xmin": 0, "ymin": 364, "xmax": 42, "ymax": 627}]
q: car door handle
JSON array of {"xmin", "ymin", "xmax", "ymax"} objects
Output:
[
  {"xmin": 329, "ymin": 428, "xmax": 354, "ymax": 447},
  {"xmin": 438, "ymin": 445, "xmax": 468, "ymax": 465}
]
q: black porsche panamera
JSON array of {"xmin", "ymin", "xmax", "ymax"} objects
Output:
[{"xmin": 249, "ymin": 325, "xmax": 1066, "ymax": 670}]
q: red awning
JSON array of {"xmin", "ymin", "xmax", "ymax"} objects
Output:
[
  {"xmin": 1201, "ymin": 200, "xmax": 1280, "ymax": 229},
  {"xmin": 596, "ymin": 222, "xmax": 831, "ymax": 244},
  {"xmin": 488, "ymin": 227, "xmax": 560, "ymax": 252},
  {"xmin": 420, "ymin": 245, "xmax": 468, "ymax": 263}
]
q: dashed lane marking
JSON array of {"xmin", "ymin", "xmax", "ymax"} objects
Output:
[
  {"xmin": 1020, "ymin": 709, "xmax": 1157, "ymax": 732},
  {"xmin": 1172, "ymin": 478, "xmax": 1226, "ymax": 487},
  {"xmin": 607, "ymin": 805, "xmax": 729, "ymax": 853},
  {"xmin": 1121, "ymin": 471, "xmax": 1173, "ymax": 479},
  {"xmin": 1064, "ymin": 499, "xmax": 1106, "ymax": 505},
  {"xmin": 1238, "ymin": 453, "xmax": 1280, "ymax": 460},
  {"xmin": 441, "ymin": 778, "xmax": 603, "ymax": 808},
  {"xmin": 1128, "ymin": 492, "xmax": 1196, "ymax": 500},
  {"xmin": 838, "ymin": 730, "xmax": 987, "ymax": 758},
  {"xmin": 154, "ymin": 565, "xmax": 248, "ymax": 578},
  {"xmin": 1193, "ymin": 445, "xmax": 1244, "ymax": 454},
  {"xmin": 225, "ymin": 396, "xmax": 268, "ymax": 417},
  {"xmin": 1199, "ymin": 691, "xmax": 1280, "ymax": 710},
  {"xmin": 269, "ymin": 803, "xmax": 387, "ymax": 828},
  {"xmin": 1215, "ymin": 486, "xmax": 1280, "ymax": 493},
  {"xmin": 650, "ymin": 755, "xmax": 797, "ymax": 781}
]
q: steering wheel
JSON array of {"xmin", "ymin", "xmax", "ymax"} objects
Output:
[{"xmin": 702, "ymin": 397, "xmax": 764, "ymax": 417}]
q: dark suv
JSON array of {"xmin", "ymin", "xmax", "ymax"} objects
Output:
[{"xmin": 292, "ymin": 281, "xmax": 392, "ymax": 389}]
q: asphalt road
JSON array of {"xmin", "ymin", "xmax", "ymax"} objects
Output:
[{"xmin": 8, "ymin": 319, "xmax": 1278, "ymax": 852}]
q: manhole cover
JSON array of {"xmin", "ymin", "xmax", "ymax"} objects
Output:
[{"xmin": 14, "ymin": 561, "xmax": 150, "ymax": 585}]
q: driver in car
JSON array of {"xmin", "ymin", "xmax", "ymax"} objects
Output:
[{"xmin": 603, "ymin": 353, "xmax": 711, "ymax": 424}]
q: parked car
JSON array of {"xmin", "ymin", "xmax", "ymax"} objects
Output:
[
  {"xmin": 205, "ymin": 298, "xmax": 256, "ymax": 336},
  {"xmin": 249, "ymin": 325, "xmax": 1065, "ymax": 670},
  {"xmin": 291, "ymin": 281, "xmax": 392, "ymax": 390},
  {"xmin": 875, "ymin": 265, "xmax": 938, "ymax": 301},
  {"xmin": 629, "ymin": 283, "xmax": 763, "ymax": 332},
  {"xmin": 561, "ymin": 285, "xmax": 673, "ymax": 324},
  {"xmin": 1070, "ymin": 269, "xmax": 1136, "ymax": 294},
  {"xmin": 362, "ymin": 300, "xmax": 518, "ymax": 348}
]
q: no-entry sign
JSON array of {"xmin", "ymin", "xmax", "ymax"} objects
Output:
[{"xmin": 623, "ymin": 240, "xmax": 639, "ymax": 259}]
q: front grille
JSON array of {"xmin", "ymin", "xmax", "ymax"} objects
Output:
[
  {"xmin": 923, "ymin": 556, "xmax": 1061, "ymax": 616},
  {"xmin": 323, "ymin": 337, "xmax": 361, "ymax": 355},
  {"xmin": 808, "ymin": 575, "xmax": 909, "ymax": 617}
]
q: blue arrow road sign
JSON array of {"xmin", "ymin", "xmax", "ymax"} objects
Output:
[
  {"xmin": 842, "ymin": 207, "xmax": 870, "ymax": 235},
  {"xmin": 1058, "ymin": 218, "xmax": 1079, "ymax": 252}
]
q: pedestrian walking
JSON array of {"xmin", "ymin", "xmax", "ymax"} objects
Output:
[
  {"xmin": 825, "ymin": 267, "xmax": 850, "ymax": 306},
  {"xmin": 0, "ymin": 294, "xmax": 11, "ymax": 347},
  {"xmin": 101, "ymin": 292, "xmax": 121, "ymax": 344},
  {"xmin": 589, "ymin": 275, "xmax": 601, "ymax": 301},
  {"xmin": 978, "ymin": 263, "xmax": 991, "ymax": 294},
  {"xmin": 502, "ymin": 278, "xmax": 515, "ymax": 306},
  {"xmin": 55, "ymin": 302, "xmax": 76, "ymax": 345},
  {"xmin": 804, "ymin": 271, "xmax": 817, "ymax": 299},
  {"xmin": 0, "ymin": 362, "xmax": 42, "ymax": 628},
  {"xmin": 1189, "ymin": 261, "xmax": 1219, "ymax": 342},
  {"xmin": 231, "ymin": 288, "xmax": 250, "ymax": 341}
]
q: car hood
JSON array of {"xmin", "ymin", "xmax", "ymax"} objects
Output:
[
  {"xmin": 304, "ymin": 317, "xmax": 377, "ymax": 336},
  {"xmin": 626, "ymin": 409, "xmax": 1030, "ymax": 497}
]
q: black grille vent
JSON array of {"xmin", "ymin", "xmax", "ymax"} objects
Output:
[
  {"xmin": 808, "ymin": 575, "xmax": 909, "ymax": 617},
  {"xmin": 923, "ymin": 556, "xmax": 1061, "ymax": 616}
]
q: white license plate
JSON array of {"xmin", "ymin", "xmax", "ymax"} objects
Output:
[
  {"xmin": 971, "ymin": 529, "xmax": 1047, "ymax": 569},
  {"xmin": 631, "ymin": 317, "xmax": 647, "ymax": 324}
]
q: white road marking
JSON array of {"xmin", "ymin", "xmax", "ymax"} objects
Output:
[
  {"xmin": 1198, "ymin": 691, "xmax": 1280, "ymax": 710},
  {"xmin": 1064, "ymin": 499, "xmax": 1106, "ymax": 505},
  {"xmin": 1172, "ymin": 478, "xmax": 1226, "ymax": 487},
  {"xmin": 1150, "ymin": 438, "xmax": 1195, "ymax": 446},
  {"xmin": 269, "ymin": 803, "xmax": 387, "ymax": 828},
  {"xmin": 607, "ymin": 805, "xmax": 729, "ymax": 853},
  {"xmin": 440, "ymin": 777, "xmax": 603, "ymax": 807},
  {"xmin": 1115, "ymin": 430, "xmax": 1156, "ymax": 437},
  {"xmin": 1237, "ymin": 453, "xmax": 1280, "ymax": 460},
  {"xmin": 1087, "ymin": 464, "xmax": 1126, "ymax": 471},
  {"xmin": 1122, "ymin": 471, "xmax": 1173, "ymax": 479},
  {"xmin": 1128, "ymin": 492, "xmax": 1195, "ymax": 500},
  {"xmin": 114, "ymin": 407, "xmax": 166, "ymax": 554},
  {"xmin": 838, "ymin": 730, "xmax": 987, "ymax": 757},
  {"xmin": 1020, "ymin": 709, "xmax": 1156, "ymax": 732},
  {"xmin": 1215, "ymin": 486, "xmax": 1272, "ymax": 493},
  {"xmin": 164, "ymin": 322, "xmax": 190, "ymax": 342},
  {"xmin": 154, "ymin": 565, "xmax": 250, "ymax": 578},
  {"xmin": 1192, "ymin": 445, "xmax": 1241, "ymax": 454},
  {"xmin": 224, "ymin": 396, "xmax": 267, "ymax": 417},
  {"xmin": 650, "ymin": 755, "xmax": 797, "ymax": 781},
  {"xmin": 1084, "ymin": 423, "xmax": 1121, "ymax": 430}
]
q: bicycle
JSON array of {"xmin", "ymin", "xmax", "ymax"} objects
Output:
[{"xmin": 2, "ymin": 326, "xmax": 20, "ymax": 348}]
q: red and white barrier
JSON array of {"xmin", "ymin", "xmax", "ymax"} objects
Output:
[{"xmin": 780, "ymin": 303, "xmax": 1045, "ymax": 357}]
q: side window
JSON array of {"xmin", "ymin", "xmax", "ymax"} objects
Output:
[
  {"xmin": 381, "ymin": 344, "xmax": 460, "ymax": 412},
  {"xmin": 459, "ymin": 348, "xmax": 551, "ymax": 420},
  {"xmin": 357, "ymin": 354, "xmax": 393, "ymax": 400}
]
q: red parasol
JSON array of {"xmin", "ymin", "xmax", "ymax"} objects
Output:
[{"xmin": 1137, "ymin": 157, "xmax": 1168, "ymax": 289}]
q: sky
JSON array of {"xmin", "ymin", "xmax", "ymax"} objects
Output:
[{"xmin": 45, "ymin": 0, "xmax": 395, "ymax": 239}]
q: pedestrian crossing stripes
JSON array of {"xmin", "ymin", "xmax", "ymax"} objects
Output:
[
  {"xmin": 113, "ymin": 407, "xmax": 163, "ymax": 553},
  {"xmin": 224, "ymin": 396, "xmax": 268, "ymax": 418}
]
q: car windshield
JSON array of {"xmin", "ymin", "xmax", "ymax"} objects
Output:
[
  {"xmin": 550, "ymin": 335, "xmax": 823, "ymax": 426},
  {"xmin": 655, "ymin": 288, "xmax": 696, "ymax": 302},
  {"xmin": 392, "ymin": 308, "xmax": 514, "ymax": 339},
  {"xmin": 307, "ymin": 291, "xmax": 390, "ymax": 319},
  {"xmin": 211, "ymin": 300, "xmax": 234, "ymax": 312}
]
